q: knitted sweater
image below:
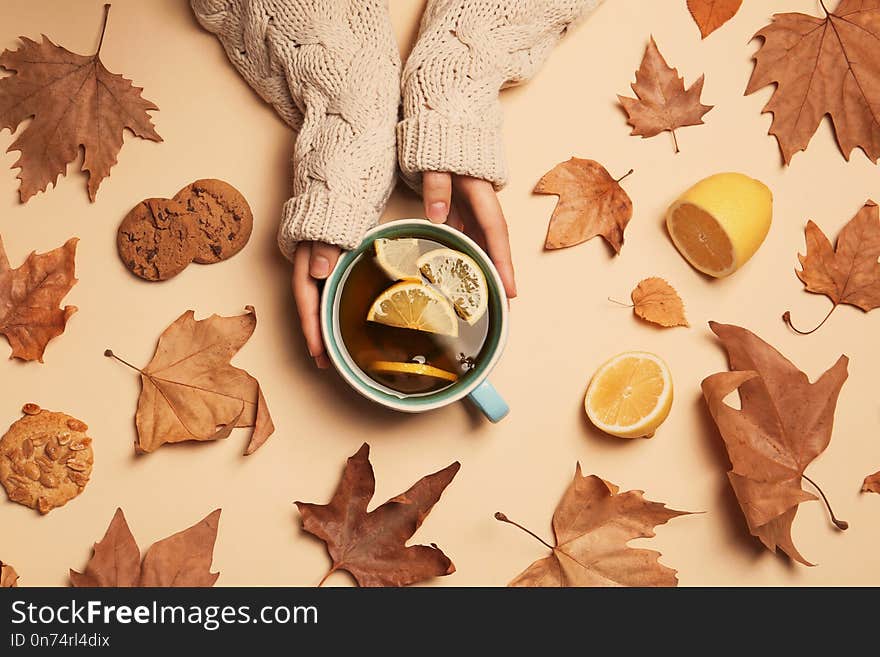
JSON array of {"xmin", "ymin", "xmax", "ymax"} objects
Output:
[{"xmin": 192, "ymin": 0, "xmax": 603, "ymax": 259}]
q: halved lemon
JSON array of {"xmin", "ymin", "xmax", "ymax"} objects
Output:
[
  {"xmin": 584, "ymin": 351, "xmax": 673, "ymax": 439},
  {"xmin": 367, "ymin": 282, "xmax": 459, "ymax": 337},
  {"xmin": 374, "ymin": 238, "xmax": 422, "ymax": 281},
  {"xmin": 666, "ymin": 173, "xmax": 772, "ymax": 278},
  {"xmin": 417, "ymin": 248, "xmax": 488, "ymax": 324},
  {"xmin": 367, "ymin": 360, "xmax": 459, "ymax": 383}
]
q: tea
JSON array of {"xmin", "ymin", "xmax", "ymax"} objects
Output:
[{"xmin": 338, "ymin": 238, "xmax": 491, "ymax": 396}]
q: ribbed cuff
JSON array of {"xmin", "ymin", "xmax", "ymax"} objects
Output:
[
  {"xmin": 397, "ymin": 113, "xmax": 508, "ymax": 192},
  {"xmin": 277, "ymin": 187, "xmax": 380, "ymax": 261}
]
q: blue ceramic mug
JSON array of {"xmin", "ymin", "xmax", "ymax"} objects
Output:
[{"xmin": 320, "ymin": 219, "xmax": 509, "ymax": 422}]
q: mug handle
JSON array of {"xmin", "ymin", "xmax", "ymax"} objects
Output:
[{"xmin": 468, "ymin": 381, "xmax": 509, "ymax": 423}]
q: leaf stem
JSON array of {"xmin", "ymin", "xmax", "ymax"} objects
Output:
[
  {"xmin": 802, "ymin": 474, "xmax": 849, "ymax": 530},
  {"xmin": 317, "ymin": 567, "xmax": 337, "ymax": 587},
  {"xmin": 95, "ymin": 4, "xmax": 111, "ymax": 57},
  {"xmin": 607, "ymin": 297, "xmax": 634, "ymax": 308},
  {"xmin": 782, "ymin": 304, "xmax": 837, "ymax": 335},
  {"xmin": 819, "ymin": 0, "xmax": 830, "ymax": 17},
  {"xmin": 495, "ymin": 512, "xmax": 554, "ymax": 550},
  {"xmin": 104, "ymin": 349, "xmax": 142, "ymax": 373},
  {"xmin": 615, "ymin": 168, "xmax": 635, "ymax": 184},
  {"xmin": 671, "ymin": 129, "xmax": 680, "ymax": 154}
]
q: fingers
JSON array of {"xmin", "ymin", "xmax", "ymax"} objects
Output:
[
  {"xmin": 456, "ymin": 177, "xmax": 517, "ymax": 298},
  {"xmin": 422, "ymin": 171, "xmax": 452, "ymax": 223},
  {"xmin": 446, "ymin": 203, "xmax": 465, "ymax": 232},
  {"xmin": 292, "ymin": 242, "xmax": 330, "ymax": 369},
  {"xmin": 309, "ymin": 242, "xmax": 341, "ymax": 279}
]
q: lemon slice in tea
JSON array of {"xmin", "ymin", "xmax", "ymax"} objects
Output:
[
  {"xmin": 367, "ymin": 360, "xmax": 459, "ymax": 382},
  {"xmin": 374, "ymin": 238, "xmax": 422, "ymax": 281},
  {"xmin": 367, "ymin": 281, "xmax": 459, "ymax": 337},
  {"xmin": 417, "ymin": 248, "xmax": 488, "ymax": 325}
]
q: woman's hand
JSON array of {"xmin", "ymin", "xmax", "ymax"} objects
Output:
[
  {"xmin": 291, "ymin": 241, "xmax": 342, "ymax": 369},
  {"xmin": 421, "ymin": 172, "xmax": 517, "ymax": 298}
]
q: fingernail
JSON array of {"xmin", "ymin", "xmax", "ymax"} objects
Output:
[
  {"xmin": 315, "ymin": 354, "xmax": 330, "ymax": 369},
  {"xmin": 310, "ymin": 256, "xmax": 331, "ymax": 279},
  {"xmin": 427, "ymin": 201, "xmax": 448, "ymax": 223}
]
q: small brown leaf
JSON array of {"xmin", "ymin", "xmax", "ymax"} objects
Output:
[
  {"xmin": 1, "ymin": 561, "xmax": 18, "ymax": 587},
  {"xmin": 745, "ymin": 1, "xmax": 880, "ymax": 165},
  {"xmin": 535, "ymin": 158, "xmax": 633, "ymax": 253},
  {"xmin": 498, "ymin": 465, "xmax": 692, "ymax": 587},
  {"xmin": 863, "ymin": 472, "xmax": 880, "ymax": 494},
  {"xmin": 702, "ymin": 322, "xmax": 849, "ymax": 565},
  {"xmin": 296, "ymin": 443, "xmax": 460, "ymax": 587},
  {"xmin": 0, "ymin": 235, "xmax": 78, "ymax": 362},
  {"xmin": 106, "ymin": 306, "xmax": 274, "ymax": 455},
  {"xmin": 785, "ymin": 201, "xmax": 880, "ymax": 335},
  {"xmin": 687, "ymin": 0, "xmax": 743, "ymax": 38},
  {"xmin": 618, "ymin": 37, "xmax": 713, "ymax": 152},
  {"xmin": 0, "ymin": 5, "xmax": 161, "ymax": 202},
  {"xmin": 631, "ymin": 277, "xmax": 689, "ymax": 328},
  {"xmin": 71, "ymin": 508, "xmax": 220, "ymax": 587},
  {"xmin": 69, "ymin": 508, "xmax": 140, "ymax": 587}
]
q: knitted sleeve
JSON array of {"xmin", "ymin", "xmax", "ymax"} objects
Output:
[
  {"xmin": 191, "ymin": 0, "xmax": 401, "ymax": 258},
  {"xmin": 398, "ymin": 0, "xmax": 603, "ymax": 190}
]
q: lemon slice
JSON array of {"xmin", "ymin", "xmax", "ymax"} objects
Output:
[
  {"xmin": 367, "ymin": 360, "xmax": 459, "ymax": 382},
  {"xmin": 374, "ymin": 238, "xmax": 422, "ymax": 281},
  {"xmin": 584, "ymin": 351, "xmax": 673, "ymax": 439},
  {"xmin": 666, "ymin": 173, "xmax": 772, "ymax": 278},
  {"xmin": 417, "ymin": 248, "xmax": 488, "ymax": 325},
  {"xmin": 367, "ymin": 282, "xmax": 459, "ymax": 337}
]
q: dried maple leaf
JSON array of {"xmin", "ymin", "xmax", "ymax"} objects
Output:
[
  {"xmin": 784, "ymin": 201, "xmax": 880, "ymax": 335},
  {"xmin": 863, "ymin": 472, "xmax": 880, "ymax": 494},
  {"xmin": 296, "ymin": 443, "xmax": 460, "ymax": 587},
  {"xmin": 1, "ymin": 561, "xmax": 18, "ymax": 587},
  {"xmin": 687, "ymin": 0, "xmax": 743, "ymax": 38},
  {"xmin": 630, "ymin": 277, "xmax": 689, "ymax": 328},
  {"xmin": 0, "ymin": 5, "xmax": 161, "ymax": 202},
  {"xmin": 71, "ymin": 507, "xmax": 220, "ymax": 587},
  {"xmin": 535, "ymin": 158, "xmax": 633, "ymax": 253},
  {"xmin": 105, "ymin": 306, "xmax": 274, "ymax": 455},
  {"xmin": 618, "ymin": 37, "xmax": 713, "ymax": 152},
  {"xmin": 746, "ymin": 1, "xmax": 880, "ymax": 164},
  {"xmin": 0, "ymin": 235, "xmax": 77, "ymax": 362},
  {"xmin": 497, "ymin": 464, "xmax": 692, "ymax": 587},
  {"xmin": 702, "ymin": 322, "xmax": 849, "ymax": 565}
]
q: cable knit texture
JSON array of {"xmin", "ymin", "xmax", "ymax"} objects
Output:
[
  {"xmin": 191, "ymin": 0, "xmax": 401, "ymax": 258},
  {"xmin": 399, "ymin": 0, "xmax": 603, "ymax": 190}
]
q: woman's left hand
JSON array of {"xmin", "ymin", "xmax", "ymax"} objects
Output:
[{"xmin": 421, "ymin": 172, "xmax": 518, "ymax": 299}]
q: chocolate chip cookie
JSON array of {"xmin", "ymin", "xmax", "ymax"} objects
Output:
[
  {"xmin": 0, "ymin": 404, "xmax": 94, "ymax": 515},
  {"xmin": 174, "ymin": 179, "xmax": 253, "ymax": 264},
  {"xmin": 117, "ymin": 198, "xmax": 197, "ymax": 281}
]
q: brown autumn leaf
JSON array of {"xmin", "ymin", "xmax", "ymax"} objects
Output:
[
  {"xmin": 535, "ymin": 158, "xmax": 633, "ymax": 253},
  {"xmin": 687, "ymin": 0, "xmax": 743, "ymax": 38},
  {"xmin": 746, "ymin": 0, "xmax": 880, "ymax": 164},
  {"xmin": 784, "ymin": 201, "xmax": 880, "ymax": 335},
  {"xmin": 0, "ymin": 235, "xmax": 78, "ymax": 362},
  {"xmin": 702, "ymin": 322, "xmax": 849, "ymax": 565},
  {"xmin": 296, "ymin": 443, "xmax": 460, "ymax": 587},
  {"xmin": 631, "ymin": 277, "xmax": 689, "ymax": 328},
  {"xmin": 0, "ymin": 5, "xmax": 161, "ymax": 202},
  {"xmin": 618, "ymin": 37, "xmax": 713, "ymax": 152},
  {"xmin": 71, "ymin": 507, "xmax": 220, "ymax": 587},
  {"xmin": 1, "ymin": 561, "xmax": 18, "ymax": 587},
  {"xmin": 863, "ymin": 471, "xmax": 880, "ymax": 494},
  {"xmin": 497, "ymin": 464, "xmax": 692, "ymax": 587},
  {"xmin": 105, "ymin": 306, "xmax": 274, "ymax": 455}
]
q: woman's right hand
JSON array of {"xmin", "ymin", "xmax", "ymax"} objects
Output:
[{"xmin": 291, "ymin": 241, "xmax": 342, "ymax": 369}]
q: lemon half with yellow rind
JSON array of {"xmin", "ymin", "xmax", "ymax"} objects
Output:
[
  {"xmin": 666, "ymin": 173, "xmax": 772, "ymax": 278},
  {"xmin": 374, "ymin": 238, "xmax": 422, "ymax": 281},
  {"xmin": 367, "ymin": 361, "xmax": 459, "ymax": 383}
]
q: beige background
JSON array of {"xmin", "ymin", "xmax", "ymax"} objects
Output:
[{"xmin": 1, "ymin": 0, "xmax": 878, "ymax": 587}]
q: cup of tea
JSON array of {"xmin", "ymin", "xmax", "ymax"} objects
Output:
[{"xmin": 320, "ymin": 219, "xmax": 509, "ymax": 422}]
